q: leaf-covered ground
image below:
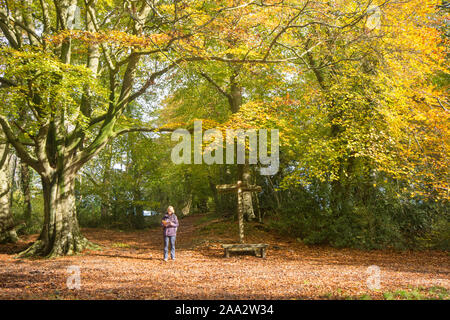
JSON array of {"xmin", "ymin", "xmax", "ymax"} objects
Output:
[{"xmin": 0, "ymin": 214, "xmax": 448, "ymax": 300}]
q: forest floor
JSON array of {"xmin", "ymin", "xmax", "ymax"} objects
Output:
[{"xmin": 0, "ymin": 213, "xmax": 448, "ymax": 300}]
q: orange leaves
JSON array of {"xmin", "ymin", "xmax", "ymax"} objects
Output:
[{"xmin": 1, "ymin": 214, "xmax": 448, "ymax": 300}]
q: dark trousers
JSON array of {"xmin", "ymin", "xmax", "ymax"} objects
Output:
[{"xmin": 163, "ymin": 235, "xmax": 176, "ymax": 260}]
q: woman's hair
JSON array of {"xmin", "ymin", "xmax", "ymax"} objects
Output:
[{"xmin": 167, "ymin": 206, "xmax": 174, "ymax": 213}]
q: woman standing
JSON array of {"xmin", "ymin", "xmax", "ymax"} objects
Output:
[{"xmin": 161, "ymin": 206, "xmax": 179, "ymax": 261}]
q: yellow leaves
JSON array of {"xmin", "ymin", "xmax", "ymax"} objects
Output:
[
  {"xmin": 221, "ymin": 46, "xmax": 251, "ymax": 57},
  {"xmin": 189, "ymin": 10, "xmax": 212, "ymax": 26},
  {"xmin": 412, "ymin": 112, "xmax": 427, "ymax": 122},
  {"xmin": 97, "ymin": 0, "xmax": 115, "ymax": 8},
  {"xmin": 380, "ymin": 0, "xmax": 446, "ymax": 82}
]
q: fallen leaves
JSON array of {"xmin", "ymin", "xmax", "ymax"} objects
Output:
[{"xmin": 0, "ymin": 214, "xmax": 448, "ymax": 300}]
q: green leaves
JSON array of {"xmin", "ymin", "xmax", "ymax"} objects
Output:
[{"xmin": 0, "ymin": 47, "xmax": 107, "ymax": 135}]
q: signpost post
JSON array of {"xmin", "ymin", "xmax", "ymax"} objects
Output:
[{"xmin": 217, "ymin": 181, "xmax": 267, "ymax": 258}]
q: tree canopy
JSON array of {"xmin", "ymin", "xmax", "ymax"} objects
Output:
[{"xmin": 0, "ymin": 0, "xmax": 448, "ymax": 256}]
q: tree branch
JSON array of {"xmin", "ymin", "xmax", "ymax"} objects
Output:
[
  {"xmin": 113, "ymin": 126, "xmax": 177, "ymax": 137},
  {"xmin": 0, "ymin": 115, "xmax": 41, "ymax": 173},
  {"xmin": 0, "ymin": 77, "xmax": 17, "ymax": 88},
  {"xmin": 199, "ymin": 72, "xmax": 232, "ymax": 100}
]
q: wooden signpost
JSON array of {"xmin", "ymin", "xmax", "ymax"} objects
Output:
[{"xmin": 216, "ymin": 181, "xmax": 268, "ymax": 258}]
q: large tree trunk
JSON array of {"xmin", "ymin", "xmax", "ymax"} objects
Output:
[
  {"xmin": 238, "ymin": 163, "xmax": 256, "ymax": 221},
  {"xmin": 230, "ymin": 72, "xmax": 256, "ymax": 221},
  {"xmin": 100, "ymin": 146, "xmax": 112, "ymax": 221},
  {"xmin": 19, "ymin": 169, "xmax": 95, "ymax": 258},
  {"xmin": 0, "ymin": 141, "xmax": 18, "ymax": 243},
  {"xmin": 20, "ymin": 162, "xmax": 32, "ymax": 223}
]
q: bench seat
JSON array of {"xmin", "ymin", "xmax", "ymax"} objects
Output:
[{"xmin": 222, "ymin": 243, "xmax": 268, "ymax": 258}]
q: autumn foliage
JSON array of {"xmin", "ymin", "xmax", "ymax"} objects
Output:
[{"xmin": 0, "ymin": 0, "xmax": 448, "ymax": 257}]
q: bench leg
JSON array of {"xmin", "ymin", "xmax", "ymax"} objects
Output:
[
  {"xmin": 261, "ymin": 248, "xmax": 266, "ymax": 258},
  {"xmin": 225, "ymin": 249, "xmax": 230, "ymax": 258}
]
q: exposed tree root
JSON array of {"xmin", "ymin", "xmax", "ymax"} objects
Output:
[{"xmin": 17, "ymin": 235, "xmax": 100, "ymax": 259}]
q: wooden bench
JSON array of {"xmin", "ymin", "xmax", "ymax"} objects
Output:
[{"xmin": 222, "ymin": 243, "xmax": 268, "ymax": 258}]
